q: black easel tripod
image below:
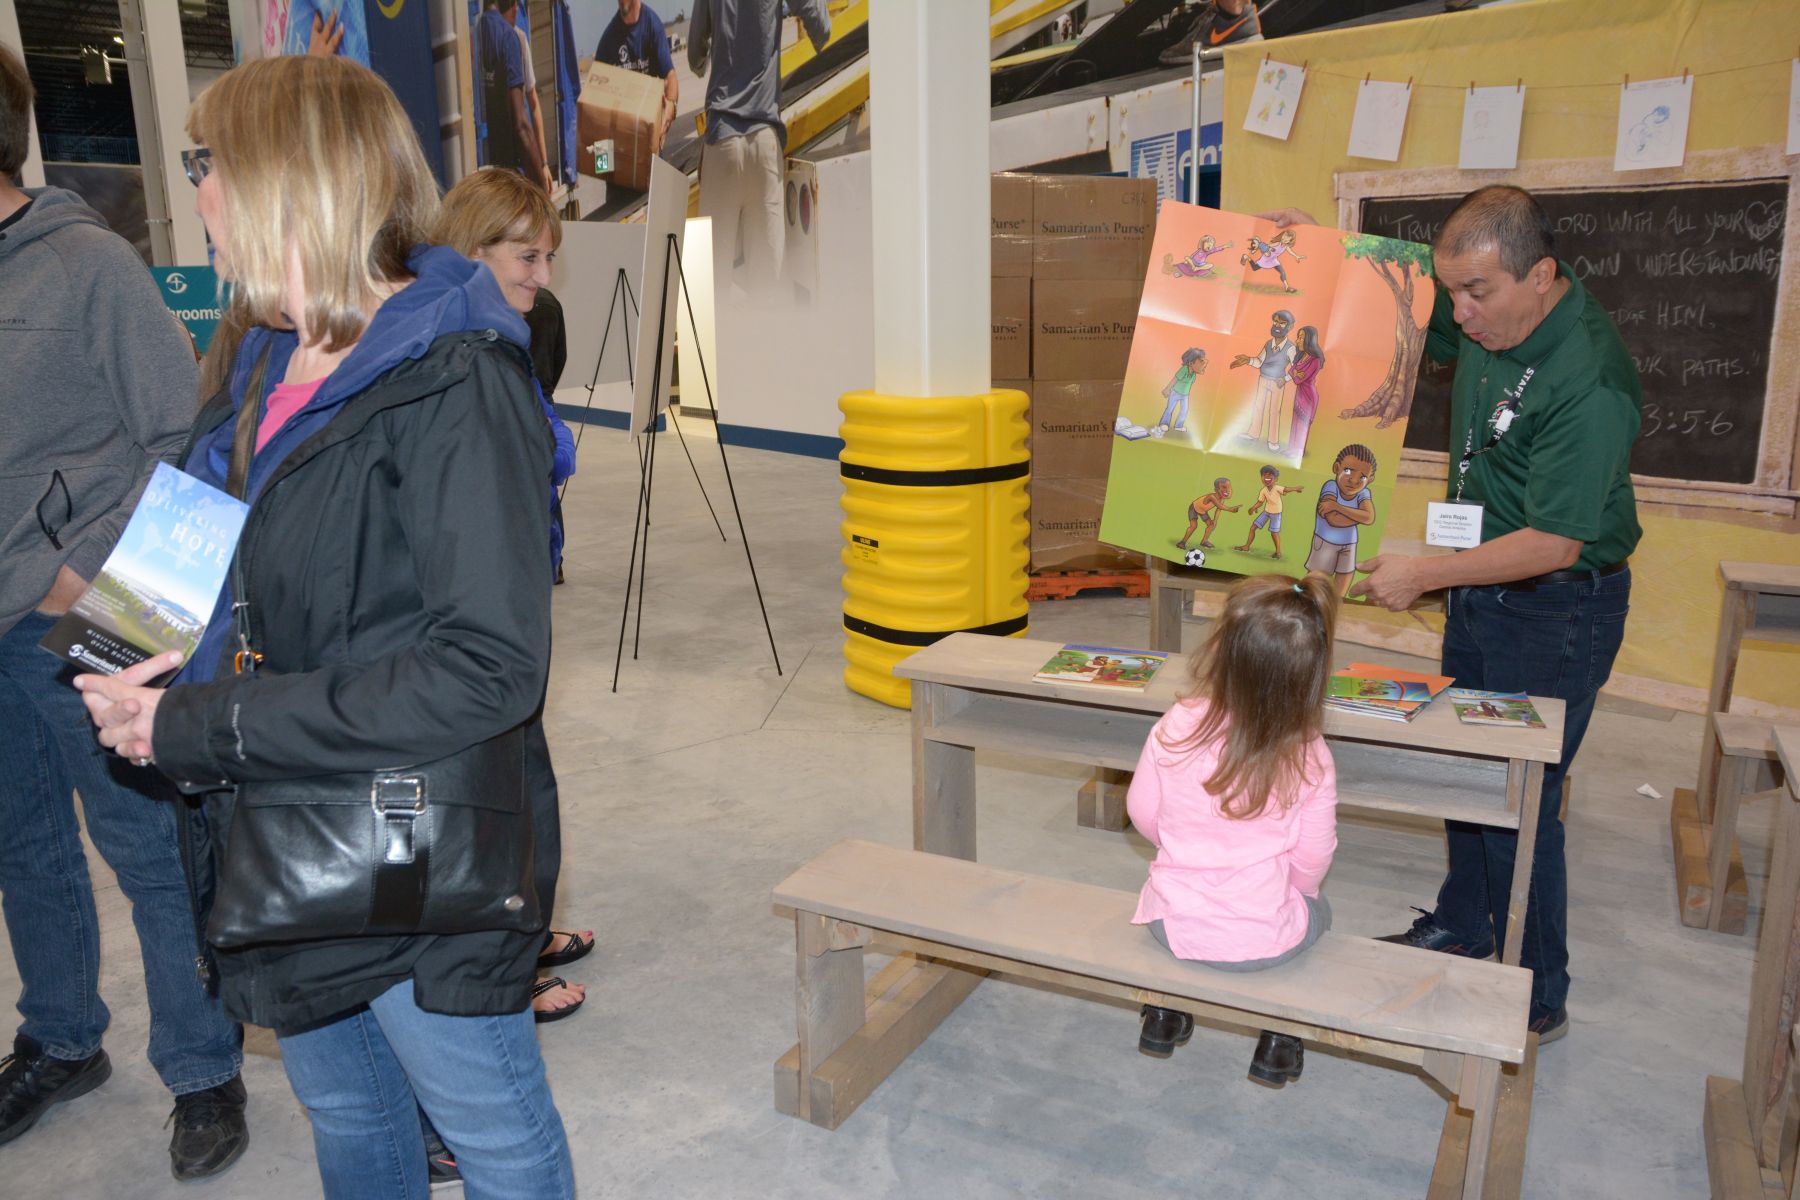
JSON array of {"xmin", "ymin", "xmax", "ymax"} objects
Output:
[
  {"xmin": 611, "ymin": 234, "xmax": 782, "ymax": 692},
  {"xmin": 563, "ymin": 267, "xmax": 724, "ymax": 543}
]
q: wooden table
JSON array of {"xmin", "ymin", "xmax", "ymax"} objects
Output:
[
  {"xmin": 1704, "ymin": 726, "xmax": 1800, "ymax": 1199},
  {"xmin": 899, "ymin": 633, "xmax": 1563, "ymax": 969}
]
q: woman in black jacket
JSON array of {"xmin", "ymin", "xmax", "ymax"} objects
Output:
[{"xmin": 75, "ymin": 55, "xmax": 573, "ymax": 1199}]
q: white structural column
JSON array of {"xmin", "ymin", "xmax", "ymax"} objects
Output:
[
  {"xmin": 120, "ymin": 0, "xmax": 206, "ymax": 265},
  {"xmin": 0, "ymin": 0, "xmax": 45, "ymax": 187},
  {"xmin": 867, "ymin": 0, "xmax": 991, "ymax": 398}
]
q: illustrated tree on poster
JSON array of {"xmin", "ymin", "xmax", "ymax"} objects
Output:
[{"xmin": 1339, "ymin": 234, "xmax": 1434, "ymax": 428}]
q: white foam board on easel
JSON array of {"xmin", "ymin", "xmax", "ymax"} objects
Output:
[
  {"xmin": 553, "ymin": 219, "xmax": 645, "ymax": 416},
  {"xmin": 631, "ymin": 156, "xmax": 689, "ymax": 439}
]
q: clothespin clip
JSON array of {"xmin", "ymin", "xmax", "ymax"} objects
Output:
[
  {"xmin": 1406, "ymin": 76, "xmax": 1413, "ymax": 90},
  {"xmin": 1363, "ymin": 72, "xmax": 1371, "ymax": 87},
  {"xmin": 1682, "ymin": 66, "xmax": 1690, "ymax": 83},
  {"xmin": 1469, "ymin": 80, "xmax": 1475, "ymax": 95},
  {"xmin": 1516, "ymin": 78, "xmax": 1522, "ymax": 93},
  {"xmin": 1623, "ymin": 72, "xmax": 1630, "ymax": 88}
]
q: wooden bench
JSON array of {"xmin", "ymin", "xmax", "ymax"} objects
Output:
[
  {"xmin": 773, "ymin": 840, "xmax": 1532, "ymax": 1199},
  {"xmin": 1678, "ymin": 563, "xmax": 1800, "ymax": 934},
  {"xmin": 1674, "ymin": 713, "xmax": 1785, "ymax": 933}
]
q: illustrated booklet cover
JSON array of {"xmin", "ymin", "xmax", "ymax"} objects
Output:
[
  {"xmin": 1034, "ymin": 645, "xmax": 1169, "ymax": 690},
  {"xmin": 39, "ymin": 463, "xmax": 248, "ymax": 685},
  {"xmin": 1325, "ymin": 663, "xmax": 1454, "ymax": 722},
  {"xmin": 1446, "ymin": 688, "xmax": 1547, "ymax": 729},
  {"xmin": 1098, "ymin": 202, "xmax": 1435, "ymax": 595}
]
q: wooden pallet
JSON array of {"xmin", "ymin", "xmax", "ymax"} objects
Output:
[{"xmin": 1027, "ymin": 569, "xmax": 1150, "ymax": 602}]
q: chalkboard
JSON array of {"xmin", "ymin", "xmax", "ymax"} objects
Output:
[{"xmin": 1359, "ymin": 180, "xmax": 1788, "ymax": 485}]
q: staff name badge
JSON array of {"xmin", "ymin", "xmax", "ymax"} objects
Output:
[{"xmin": 1426, "ymin": 501, "xmax": 1484, "ymax": 549}]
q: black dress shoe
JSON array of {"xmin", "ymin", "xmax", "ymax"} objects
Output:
[
  {"xmin": 0, "ymin": 1035, "xmax": 111, "ymax": 1146},
  {"xmin": 1248, "ymin": 1031, "xmax": 1304, "ymax": 1087},
  {"xmin": 169, "ymin": 1074, "xmax": 249, "ymax": 1181},
  {"xmin": 1139, "ymin": 1005, "xmax": 1195, "ymax": 1057},
  {"xmin": 1377, "ymin": 907, "xmax": 1496, "ymax": 958}
]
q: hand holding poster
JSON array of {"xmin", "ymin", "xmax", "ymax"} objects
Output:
[{"xmin": 1099, "ymin": 203, "xmax": 1435, "ymax": 597}]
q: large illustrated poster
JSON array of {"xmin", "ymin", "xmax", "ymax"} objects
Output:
[{"xmin": 1099, "ymin": 203, "xmax": 1434, "ymax": 594}]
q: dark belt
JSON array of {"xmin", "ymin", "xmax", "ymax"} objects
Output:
[{"xmin": 1496, "ymin": 560, "xmax": 1627, "ymax": 592}]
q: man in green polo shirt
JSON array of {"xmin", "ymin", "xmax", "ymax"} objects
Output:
[{"xmin": 1352, "ymin": 186, "xmax": 1639, "ymax": 1045}]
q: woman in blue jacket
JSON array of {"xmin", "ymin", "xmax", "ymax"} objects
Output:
[{"xmin": 74, "ymin": 55, "xmax": 573, "ymax": 1198}]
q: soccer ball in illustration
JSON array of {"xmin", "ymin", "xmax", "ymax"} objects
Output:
[{"xmin": 1182, "ymin": 547, "xmax": 1207, "ymax": 568}]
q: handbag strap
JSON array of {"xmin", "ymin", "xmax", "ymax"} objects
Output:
[{"xmin": 227, "ymin": 346, "xmax": 272, "ymax": 675}]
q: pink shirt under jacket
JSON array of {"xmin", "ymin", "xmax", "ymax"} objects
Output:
[{"xmin": 1127, "ymin": 698, "xmax": 1338, "ymax": 963}]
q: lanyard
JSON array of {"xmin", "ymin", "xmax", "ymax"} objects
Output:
[{"xmin": 1454, "ymin": 361, "xmax": 1538, "ymax": 502}]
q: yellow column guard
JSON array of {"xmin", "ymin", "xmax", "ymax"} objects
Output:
[{"xmin": 839, "ymin": 389, "xmax": 1031, "ymax": 708}]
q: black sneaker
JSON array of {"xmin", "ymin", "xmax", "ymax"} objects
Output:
[
  {"xmin": 424, "ymin": 1122, "xmax": 462, "ymax": 1189},
  {"xmin": 0, "ymin": 1035, "xmax": 112, "ymax": 1147},
  {"xmin": 169, "ymin": 1074, "xmax": 249, "ymax": 1181},
  {"xmin": 1377, "ymin": 907, "xmax": 1496, "ymax": 958},
  {"xmin": 1247, "ymin": 1031, "xmax": 1304, "ymax": 1087},
  {"xmin": 1158, "ymin": 2, "xmax": 1264, "ymax": 66},
  {"xmin": 1138, "ymin": 1005, "xmax": 1195, "ymax": 1057},
  {"xmin": 1529, "ymin": 1007, "xmax": 1569, "ymax": 1045}
]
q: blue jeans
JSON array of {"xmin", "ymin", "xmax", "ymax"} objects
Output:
[
  {"xmin": 1431, "ymin": 569, "xmax": 1630, "ymax": 1018},
  {"xmin": 1158, "ymin": 390, "xmax": 1190, "ymax": 429},
  {"xmin": 0, "ymin": 612, "xmax": 241, "ymax": 1092},
  {"xmin": 278, "ymin": 979, "xmax": 574, "ymax": 1200}
]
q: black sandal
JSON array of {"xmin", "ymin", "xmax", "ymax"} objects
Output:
[
  {"xmin": 538, "ymin": 929, "xmax": 594, "ymax": 968},
  {"xmin": 532, "ymin": 976, "xmax": 583, "ymax": 1023}
]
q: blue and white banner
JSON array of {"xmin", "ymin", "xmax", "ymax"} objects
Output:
[{"xmin": 1128, "ymin": 122, "xmax": 1222, "ymax": 208}]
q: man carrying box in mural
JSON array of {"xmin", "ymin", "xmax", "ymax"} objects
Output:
[
  {"xmin": 597, "ymin": 0, "xmax": 679, "ymax": 145},
  {"xmin": 1263, "ymin": 185, "xmax": 1641, "ymax": 1045}
]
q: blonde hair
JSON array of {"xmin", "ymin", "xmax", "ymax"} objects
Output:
[
  {"xmin": 186, "ymin": 55, "xmax": 438, "ymax": 353},
  {"xmin": 436, "ymin": 167, "xmax": 563, "ymax": 260},
  {"xmin": 1159, "ymin": 574, "xmax": 1338, "ymax": 819}
]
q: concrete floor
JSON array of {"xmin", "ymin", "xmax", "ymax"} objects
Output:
[{"xmin": 0, "ymin": 420, "xmax": 1759, "ymax": 1198}]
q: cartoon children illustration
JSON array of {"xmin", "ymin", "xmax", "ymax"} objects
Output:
[
  {"xmin": 1163, "ymin": 234, "xmax": 1235, "ymax": 279},
  {"xmin": 1235, "ymin": 464, "xmax": 1304, "ymax": 559},
  {"xmin": 1156, "ymin": 348, "xmax": 1206, "ymax": 435},
  {"xmin": 1177, "ymin": 476, "xmax": 1241, "ymax": 551},
  {"xmin": 1304, "ymin": 443, "xmax": 1378, "ymax": 597},
  {"xmin": 1284, "ymin": 325, "xmax": 1326, "ymax": 458},
  {"xmin": 1241, "ymin": 228, "xmax": 1306, "ymax": 293},
  {"xmin": 1230, "ymin": 309, "xmax": 1296, "ymax": 451}
]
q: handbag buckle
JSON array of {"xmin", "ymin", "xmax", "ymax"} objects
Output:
[
  {"xmin": 372, "ymin": 776, "xmax": 425, "ymax": 866},
  {"xmin": 371, "ymin": 776, "xmax": 425, "ymax": 816}
]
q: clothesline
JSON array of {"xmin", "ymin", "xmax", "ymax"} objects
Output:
[{"xmin": 1257, "ymin": 54, "xmax": 1797, "ymax": 94}]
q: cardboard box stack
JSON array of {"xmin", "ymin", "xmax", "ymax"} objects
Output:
[{"xmin": 989, "ymin": 173, "xmax": 1154, "ymax": 573}]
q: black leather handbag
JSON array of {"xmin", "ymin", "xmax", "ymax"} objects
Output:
[
  {"xmin": 205, "ymin": 730, "xmax": 541, "ymax": 948},
  {"xmin": 202, "ymin": 347, "xmax": 540, "ymax": 949}
]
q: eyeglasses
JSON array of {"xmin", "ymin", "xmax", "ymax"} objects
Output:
[{"xmin": 181, "ymin": 147, "xmax": 213, "ymax": 187}]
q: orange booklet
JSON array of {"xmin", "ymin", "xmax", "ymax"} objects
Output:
[{"xmin": 1339, "ymin": 662, "xmax": 1454, "ymax": 693}]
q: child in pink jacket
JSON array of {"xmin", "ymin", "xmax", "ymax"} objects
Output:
[{"xmin": 1128, "ymin": 573, "xmax": 1339, "ymax": 1087}]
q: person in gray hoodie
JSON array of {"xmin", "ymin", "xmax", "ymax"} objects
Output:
[{"xmin": 0, "ymin": 41, "xmax": 247, "ymax": 1180}]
